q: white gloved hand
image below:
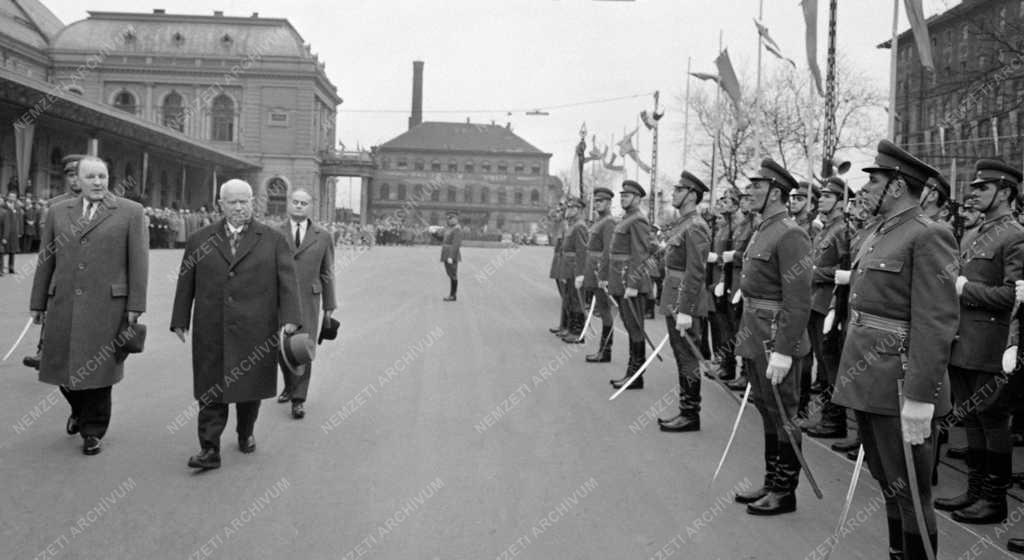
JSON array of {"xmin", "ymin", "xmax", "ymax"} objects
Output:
[
  {"xmin": 707, "ymin": 252, "xmax": 719, "ymax": 264},
  {"xmin": 822, "ymin": 309, "xmax": 835, "ymax": 334},
  {"xmin": 766, "ymin": 352, "xmax": 793, "ymax": 385},
  {"xmin": 1003, "ymin": 346, "xmax": 1018, "ymax": 374},
  {"xmin": 956, "ymin": 276, "xmax": 968, "ymax": 296},
  {"xmin": 625, "ymin": 287, "xmax": 639, "ymax": 298},
  {"xmin": 574, "ymin": 275, "xmax": 584, "ymax": 290},
  {"xmin": 713, "ymin": 282, "xmax": 725, "ymax": 298},
  {"xmin": 1016, "ymin": 280, "xmax": 1024, "ymax": 304},
  {"xmin": 731, "ymin": 289, "xmax": 742, "ymax": 305},
  {"xmin": 722, "ymin": 250, "xmax": 736, "ymax": 263},
  {"xmin": 901, "ymin": 398, "xmax": 935, "ymax": 445},
  {"xmin": 834, "ymin": 270, "xmax": 851, "ymax": 285},
  {"xmin": 675, "ymin": 313, "xmax": 693, "ymax": 332}
]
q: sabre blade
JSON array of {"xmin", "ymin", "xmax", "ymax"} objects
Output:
[
  {"xmin": 578, "ymin": 297, "xmax": 597, "ymax": 342},
  {"xmin": 609, "ymin": 334, "xmax": 668, "ymax": 401},
  {"xmin": 712, "ymin": 383, "xmax": 751, "ymax": 483},
  {"xmin": 823, "ymin": 445, "xmax": 865, "ymax": 560},
  {"xmin": 3, "ymin": 317, "xmax": 34, "ymax": 361}
]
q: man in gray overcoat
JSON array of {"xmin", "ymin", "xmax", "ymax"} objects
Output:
[
  {"xmin": 29, "ymin": 156, "xmax": 149, "ymax": 456},
  {"xmin": 171, "ymin": 179, "xmax": 301, "ymax": 470}
]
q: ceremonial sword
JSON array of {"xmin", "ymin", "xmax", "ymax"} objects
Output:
[
  {"xmin": 897, "ymin": 380, "xmax": 937, "ymax": 560},
  {"xmin": 3, "ymin": 317, "xmax": 34, "ymax": 361},
  {"xmin": 601, "ymin": 286, "xmax": 663, "ymax": 362},
  {"xmin": 608, "ymin": 334, "xmax": 669, "ymax": 401},
  {"xmin": 712, "ymin": 383, "xmax": 751, "ymax": 484},
  {"xmin": 822, "ymin": 445, "xmax": 865, "ymax": 560},
  {"xmin": 576, "ymin": 296, "xmax": 597, "ymax": 343},
  {"xmin": 681, "ymin": 330, "xmax": 740, "ymax": 406},
  {"xmin": 765, "ymin": 339, "xmax": 824, "ymax": 500}
]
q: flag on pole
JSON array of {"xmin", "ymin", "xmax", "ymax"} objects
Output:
[
  {"xmin": 714, "ymin": 49, "xmax": 743, "ymax": 114},
  {"xmin": 689, "ymin": 72, "xmax": 721, "ymax": 84},
  {"xmin": 992, "ymin": 116, "xmax": 1000, "ymax": 153},
  {"xmin": 903, "ymin": 0, "xmax": 935, "ymax": 73},
  {"xmin": 938, "ymin": 125, "xmax": 946, "ymax": 157},
  {"xmin": 801, "ymin": 0, "xmax": 824, "ymax": 96},
  {"xmin": 754, "ymin": 19, "xmax": 796, "ymax": 67}
]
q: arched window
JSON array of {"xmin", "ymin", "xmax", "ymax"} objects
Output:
[
  {"xmin": 497, "ymin": 161, "xmax": 508, "ymax": 173},
  {"xmin": 397, "ymin": 184, "xmax": 407, "ymax": 200},
  {"xmin": 530, "ymin": 189, "xmax": 540, "ymax": 205},
  {"xmin": 266, "ymin": 177, "xmax": 288, "ymax": 217},
  {"xmin": 464, "ymin": 161, "xmax": 475, "ymax": 173},
  {"xmin": 430, "ymin": 186, "xmax": 440, "ymax": 202},
  {"xmin": 481, "ymin": 161, "xmax": 491, "ymax": 172},
  {"xmin": 211, "ymin": 95, "xmax": 234, "ymax": 141},
  {"xmin": 448, "ymin": 160, "xmax": 458, "ymax": 172},
  {"xmin": 480, "ymin": 186, "xmax": 490, "ymax": 204},
  {"xmin": 431, "ymin": 160, "xmax": 441, "ymax": 172},
  {"xmin": 113, "ymin": 90, "xmax": 136, "ymax": 114},
  {"xmin": 498, "ymin": 186, "xmax": 508, "ymax": 205},
  {"xmin": 514, "ymin": 190, "xmax": 523, "ymax": 205},
  {"xmin": 162, "ymin": 91, "xmax": 184, "ymax": 131},
  {"xmin": 379, "ymin": 183, "xmax": 390, "ymax": 200}
]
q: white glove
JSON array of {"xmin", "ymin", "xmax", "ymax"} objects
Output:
[
  {"xmin": 731, "ymin": 289, "xmax": 742, "ymax": 305},
  {"xmin": 834, "ymin": 270, "xmax": 851, "ymax": 285},
  {"xmin": 625, "ymin": 287, "xmax": 638, "ymax": 298},
  {"xmin": 598, "ymin": 280, "xmax": 608, "ymax": 290},
  {"xmin": 956, "ymin": 276, "xmax": 968, "ymax": 296},
  {"xmin": 574, "ymin": 275, "xmax": 584, "ymax": 290},
  {"xmin": 822, "ymin": 310, "xmax": 835, "ymax": 334},
  {"xmin": 901, "ymin": 398, "xmax": 935, "ymax": 445},
  {"xmin": 1016, "ymin": 280, "xmax": 1024, "ymax": 304},
  {"xmin": 722, "ymin": 250, "xmax": 736, "ymax": 263},
  {"xmin": 713, "ymin": 282, "xmax": 725, "ymax": 298},
  {"xmin": 675, "ymin": 313, "xmax": 693, "ymax": 332},
  {"xmin": 707, "ymin": 252, "xmax": 719, "ymax": 264},
  {"xmin": 1003, "ymin": 346, "xmax": 1018, "ymax": 374},
  {"xmin": 766, "ymin": 352, "xmax": 793, "ymax": 385},
  {"xmin": 446, "ymin": 258, "xmax": 453, "ymax": 264}
]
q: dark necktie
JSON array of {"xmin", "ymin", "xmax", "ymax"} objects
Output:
[
  {"xmin": 294, "ymin": 223, "xmax": 302, "ymax": 248},
  {"xmin": 229, "ymin": 230, "xmax": 239, "ymax": 256},
  {"xmin": 84, "ymin": 201, "xmax": 97, "ymax": 221}
]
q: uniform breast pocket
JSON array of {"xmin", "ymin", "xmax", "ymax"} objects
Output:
[{"xmin": 865, "ymin": 258, "xmax": 903, "ymax": 274}]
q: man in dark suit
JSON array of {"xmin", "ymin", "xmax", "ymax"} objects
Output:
[
  {"xmin": 276, "ymin": 188, "xmax": 337, "ymax": 419},
  {"xmin": 171, "ymin": 179, "xmax": 301, "ymax": 470},
  {"xmin": 29, "ymin": 156, "xmax": 149, "ymax": 456},
  {"xmin": 1, "ymin": 191, "xmax": 24, "ymax": 274},
  {"xmin": 441, "ymin": 210, "xmax": 463, "ymax": 301}
]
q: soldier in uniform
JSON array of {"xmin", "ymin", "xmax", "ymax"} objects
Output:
[
  {"xmin": 583, "ymin": 187, "xmax": 617, "ymax": 362},
  {"xmin": 725, "ymin": 190, "xmax": 757, "ymax": 390},
  {"xmin": 832, "ymin": 140, "xmax": 959, "ymax": 559},
  {"xmin": 933, "ymin": 160, "xmax": 1024, "ymax": 525},
  {"xmin": 921, "ymin": 174, "xmax": 952, "ymax": 223},
  {"xmin": 730, "ymin": 159, "xmax": 812, "ymax": 516},
  {"xmin": 656, "ymin": 171, "xmax": 711, "ymax": 432},
  {"xmin": 441, "ymin": 210, "xmax": 463, "ymax": 301},
  {"xmin": 803, "ymin": 177, "xmax": 854, "ymax": 440},
  {"xmin": 707, "ymin": 189, "xmax": 739, "ymax": 380},
  {"xmin": 562, "ymin": 196, "xmax": 589, "ymax": 342},
  {"xmin": 608, "ymin": 180, "xmax": 653, "ymax": 390},
  {"xmin": 548, "ymin": 204, "xmax": 569, "ymax": 336},
  {"xmin": 789, "ymin": 181, "xmax": 822, "ymax": 419}
]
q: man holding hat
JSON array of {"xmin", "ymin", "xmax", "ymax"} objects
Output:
[
  {"xmin": 656, "ymin": 171, "xmax": 711, "ymax": 432},
  {"xmin": 934, "ymin": 159, "xmax": 1024, "ymax": 525},
  {"xmin": 441, "ymin": 210, "xmax": 463, "ymax": 301},
  {"xmin": 609, "ymin": 179, "xmax": 654, "ymax": 390},
  {"xmin": 561, "ymin": 196, "xmax": 589, "ymax": 343},
  {"xmin": 832, "ymin": 140, "xmax": 959, "ymax": 559},
  {"xmin": 731, "ymin": 157, "xmax": 812, "ymax": 516},
  {"xmin": 582, "ymin": 187, "xmax": 618, "ymax": 362},
  {"xmin": 803, "ymin": 176, "xmax": 854, "ymax": 440}
]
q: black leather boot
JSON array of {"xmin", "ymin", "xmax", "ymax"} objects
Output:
[
  {"xmin": 660, "ymin": 382, "xmax": 700, "ymax": 432},
  {"xmin": 900, "ymin": 532, "xmax": 936, "ymax": 560},
  {"xmin": 609, "ymin": 340, "xmax": 639, "ymax": 387},
  {"xmin": 1008, "ymin": 538, "xmax": 1024, "ymax": 553},
  {"xmin": 736, "ymin": 433, "xmax": 776, "ymax": 504},
  {"xmin": 935, "ymin": 447, "xmax": 984, "ymax": 511},
  {"xmin": 747, "ymin": 440, "xmax": 798, "ymax": 516},
  {"xmin": 887, "ymin": 517, "xmax": 904, "ymax": 559},
  {"xmin": 586, "ymin": 326, "xmax": 612, "ymax": 362},
  {"xmin": 611, "ymin": 340, "xmax": 645, "ymax": 389},
  {"xmin": 562, "ymin": 312, "xmax": 585, "ymax": 343},
  {"xmin": 550, "ymin": 305, "xmax": 568, "ymax": 334},
  {"xmin": 953, "ymin": 451, "xmax": 1010, "ymax": 524},
  {"xmin": 805, "ymin": 399, "xmax": 848, "ymax": 439}
]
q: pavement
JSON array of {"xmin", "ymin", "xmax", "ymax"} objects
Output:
[{"xmin": 0, "ymin": 245, "xmax": 1022, "ymax": 559}]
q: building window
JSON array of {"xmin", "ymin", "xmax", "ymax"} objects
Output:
[
  {"xmin": 498, "ymin": 186, "xmax": 508, "ymax": 205},
  {"xmin": 430, "ymin": 187, "xmax": 440, "ymax": 202},
  {"xmin": 463, "ymin": 185, "xmax": 473, "ymax": 203},
  {"xmin": 514, "ymin": 162, "xmax": 524, "ymax": 174},
  {"xmin": 531, "ymin": 189, "xmax": 540, "ymax": 205},
  {"xmin": 514, "ymin": 190, "xmax": 523, "ymax": 205},
  {"xmin": 162, "ymin": 91, "xmax": 184, "ymax": 131},
  {"xmin": 464, "ymin": 162, "xmax": 475, "ymax": 173},
  {"xmin": 414, "ymin": 159, "xmax": 424, "ymax": 171},
  {"xmin": 448, "ymin": 160, "xmax": 458, "ymax": 172},
  {"xmin": 481, "ymin": 161, "xmax": 491, "ymax": 172},
  {"xmin": 431, "ymin": 160, "xmax": 441, "ymax": 171},
  {"xmin": 266, "ymin": 177, "xmax": 288, "ymax": 217},
  {"xmin": 496, "ymin": 214, "xmax": 506, "ymax": 230},
  {"xmin": 961, "ymin": 24, "xmax": 969, "ymax": 42},
  {"xmin": 381, "ymin": 158, "xmax": 390, "ymax": 170},
  {"xmin": 481, "ymin": 186, "xmax": 490, "ymax": 204},
  {"xmin": 413, "ymin": 184, "xmax": 424, "ymax": 200},
  {"xmin": 497, "ymin": 161, "xmax": 508, "ymax": 173},
  {"xmin": 396, "ymin": 158, "xmax": 408, "ymax": 169},
  {"xmin": 211, "ymin": 94, "xmax": 234, "ymax": 141},
  {"xmin": 379, "ymin": 183, "xmax": 390, "ymax": 200},
  {"xmin": 531, "ymin": 165, "xmax": 541, "ymax": 176},
  {"xmin": 429, "ymin": 211, "xmax": 440, "ymax": 225},
  {"xmin": 447, "ymin": 186, "xmax": 456, "ymax": 202},
  {"xmin": 397, "ymin": 184, "xmax": 407, "ymax": 200},
  {"xmin": 113, "ymin": 90, "xmax": 137, "ymax": 114},
  {"xmin": 267, "ymin": 110, "xmax": 289, "ymax": 127}
]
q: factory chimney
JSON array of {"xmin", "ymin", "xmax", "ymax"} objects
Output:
[{"xmin": 409, "ymin": 60, "xmax": 424, "ymax": 130}]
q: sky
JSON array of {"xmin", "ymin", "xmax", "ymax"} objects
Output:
[{"xmin": 42, "ymin": 0, "xmax": 959, "ymax": 207}]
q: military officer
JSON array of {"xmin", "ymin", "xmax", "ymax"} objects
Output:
[
  {"xmin": 789, "ymin": 180, "xmax": 822, "ymax": 420},
  {"xmin": 725, "ymin": 189, "xmax": 758, "ymax": 391},
  {"xmin": 934, "ymin": 160, "xmax": 1024, "ymax": 525},
  {"xmin": 562, "ymin": 196, "xmax": 589, "ymax": 343},
  {"xmin": 832, "ymin": 140, "xmax": 958, "ymax": 559},
  {"xmin": 583, "ymin": 187, "xmax": 618, "ymax": 362},
  {"xmin": 608, "ymin": 180, "xmax": 654, "ymax": 390},
  {"xmin": 730, "ymin": 158, "xmax": 813, "ymax": 516},
  {"xmin": 441, "ymin": 210, "xmax": 463, "ymax": 301},
  {"xmin": 708, "ymin": 189, "xmax": 740, "ymax": 380},
  {"xmin": 656, "ymin": 171, "xmax": 711, "ymax": 432},
  {"xmin": 549, "ymin": 204, "xmax": 569, "ymax": 336},
  {"xmin": 921, "ymin": 174, "xmax": 952, "ymax": 223}
]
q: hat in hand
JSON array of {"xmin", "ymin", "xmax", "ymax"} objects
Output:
[
  {"xmin": 280, "ymin": 327, "xmax": 315, "ymax": 376},
  {"xmin": 118, "ymin": 322, "xmax": 147, "ymax": 354},
  {"xmin": 318, "ymin": 316, "xmax": 340, "ymax": 345}
]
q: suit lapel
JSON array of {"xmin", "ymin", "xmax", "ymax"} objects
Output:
[
  {"xmin": 77, "ymin": 195, "xmax": 117, "ymax": 237},
  {"xmin": 230, "ymin": 224, "xmax": 262, "ymax": 270},
  {"xmin": 209, "ymin": 220, "xmax": 232, "ymax": 264},
  {"xmin": 295, "ymin": 224, "xmax": 320, "ymax": 256}
]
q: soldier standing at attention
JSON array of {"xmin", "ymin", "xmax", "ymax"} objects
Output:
[
  {"xmin": 788, "ymin": 180, "xmax": 822, "ymax": 421},
  {"xmin": 656, "ymin": 171, "xmax": 711, "ymax": 433},
  {"xmin": 583, "ymin": 187, "xmax": 617, "ymax": 362},
  {"xmin": 562, "ymin": 196, "xmax": 589, "ymax": 343},
  {"xmin": 441, "ymin": 210, "xmax": 462, "ymax": 302},
  {"xmin": 608, "ymin": 180, "xmax": 653, "ymax": 391},
  {"xmin": 832, "ymin": 140, "xmax": 959, "ymax": 559},
  {"xmin": 549, "ymin": 204, "xmax": 569, "ymax": 336},
  {"xmin": 731, "ymin": 158, "xmax": 812, "ymax": 516},
  {"xmin": 725, "ymin": 190, "xmax": 757, "ymax": 391}
]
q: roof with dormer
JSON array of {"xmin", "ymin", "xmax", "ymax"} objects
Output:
[{"xmin": 379, "ymin": 122, "xmax": 550, "ymax": 157}]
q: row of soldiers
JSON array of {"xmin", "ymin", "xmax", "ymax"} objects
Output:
[{"xmin": 547, "ymin": 140, "xmax": 1024, "ymax": 559}]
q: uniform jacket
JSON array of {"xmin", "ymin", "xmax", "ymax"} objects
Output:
[
  {"xmin": 29, "ymin": 194, "xmax": 148, "ymax": 389},
  {"xmin": 833, "ymin": 208, "xmax": 958, "ymax": 417},
  {"xmin": 660, "ymin": 210, "xmax": 711, "ymax": 317},
  {"xmin": 548, "ymin": 223, "xmax": 564, "ymax": 280},
  {"xmin": 440, "ymin": 225, "xmax": 463, "ymax": 263},
  {"xmin": 583, "ymin": 213, "xmax": 616, "ymax": 288},
  {"xmin": 711, "ymin": 213, "xmax": 736, "ymax": 287},
  {"xmin": 561, "ymin": 219, "xmax": 589, "ymax": 279},
  {"xmin": 170, "ymin": 220, "xmax": 302, "ymax": 403},
  {"xmin": 608, "ymin": 208, "xmax": 653, "ymax": 296},
  {"xmin": 280, "ymin": 220, "xmax": 337, "ymax": 342},
  {"xmin": 810, "ymin": 215, "xmax": 852, "ymax": 314},
  {"xmin": 736, "ymin": 209, "xmax": 812, "ymax": 359},
  {"xmin": 727, "ymin": 214, "xmax": 755, "ymax": 294},
  {"xmin": 950, "ymin": 213, "xmax": 1024, "ymax": 373}
]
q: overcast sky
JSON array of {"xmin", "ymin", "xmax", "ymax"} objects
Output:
[{"xmin": 44, "ymin": 0, "xmax": 958, "ymax": 206}]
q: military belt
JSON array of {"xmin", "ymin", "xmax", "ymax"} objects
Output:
[
  {"xmin": 587, "ymin": 250, "xmax": 603, "ymax": 258},
  {"xmin": 746, "ymin": 297, "xmax": 784, "ymax": 312},
  {"xmin": 610, "ymin": 254, "xmax": 630, "ymax": 262},
  {"xmin": 850, "ymin": 310, "xmax": 909, "ymax": 335},
  {"xmin": 666, "ymin": 268, "xmax": 687, "ymax": 280}
]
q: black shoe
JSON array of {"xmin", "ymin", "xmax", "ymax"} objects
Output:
[
  {"xmin": 952, "ymin": 498, "xmax": 1008, "ymax": 524},
  {"xmin": 66, "ymin": 415, "xmax": 80, "ymax": 435},
  {"xmin": 726, "ymin": 376, "xmax": 748, "ymax": 391},
  {"xmin": 846, "ymin": 448, "xmax": 860, "ymax": 461},
  {"xmin": 947, "ymin": 445, "xmax": 967, "ymax": 460},
  {"xmin": 585, "ymin": 350, "xmax": 611, "ymax": 363},
  {"xmin": 610, "ymin": 375, "xmax": 643, "ymax": 390},
  {"xmin": 746, "ymin": 491, "xmax": 796, "ymax": 516},
  {"xmin": 561, "ymin": 332, "xmax": 584, "ymax": 344},
  {"xmin": 548, "ymin": 326, "xmax": 564, "ymax": 334},
  {"xmin": 734, "ymin": 486, "xmax": 769, "ymax": 504},
  {"xmin": 443, "ymin": 295, "xmax": 457, "ymax": 302},
  {"xmin": 22, "ymin": 354, "xmax": 40, "ymax": 370},
  {"xmin": 659, "ymin": 415, "xmax": 700, "ymax": 432},
  {"xmin": 552, "ymin": 328, "xmax": 569, "ymax": 337},
  {"xmin": 1008, "ymin": 538, "xmax": 1024, "ymax": 553},
  {"xmin": 831, "ymin": 438, "xmax": 860, "ymax": 453},
  {"xmin": 188, "ymin": 448, "xmax": 221, "ymax": 469},
  {"xmin": 934, "ymin": 491, "xmax": 979, "ymax": 512},
  {"xmin": 291, "ymin": 402, "xmax": 305, "ymax": 419},
  {"xmin": 238, "ymin": 435, "xmax": 256, "ymax": 453},
  {"xmin": 804, "ymin": 422, "xmax": 847, "ymax": 439},
  {"xmin": 657, "ymin": 412, "xmax": 682, "ymax": 426},
  {"xmin": 277, "ymin": 390, "xmax": 291, "ymax": 403},
  {"xmin": 82, "ymin": 436, "xmax": 101, "ymax": 455}
]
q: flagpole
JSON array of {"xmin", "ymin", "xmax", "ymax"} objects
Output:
[
  {"xmin": 683, "ymin": 57, "xmax": 692, "ymax": 171},
  {"xmin": 821, "ymin": 0, "xmax": 839, "ymax": 177},
  {"xmin": 756, "ymin": 0, "xmax": 764, "ymax": 93},
  {"xmin": 710, "ymin": 30, "xmax": 724, "ymax": 203},
  {"xmin": 888, "ymin": 0, "xmax": 899, "ymax": 140}
]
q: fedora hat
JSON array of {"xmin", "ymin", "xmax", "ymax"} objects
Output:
[
  {"xmin": 117, "ymin": 322, "xmax": 147, "ymax": 354},
  {"xmin": 279, "ymin": 328, "xmax": 315, "ymax": 375},
  {"xmin": 318, "ymin": 316, "xmax": 340, "ymax": 345}
]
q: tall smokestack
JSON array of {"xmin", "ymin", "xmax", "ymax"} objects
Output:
[{"xmin": 409, "ymin": 60, "xmax": 424, "ymax": 130}]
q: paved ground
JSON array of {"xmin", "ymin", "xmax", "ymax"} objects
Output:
[{"xmin": 0, "ymin": 245, "xmax": 1022, "ymax": 559}]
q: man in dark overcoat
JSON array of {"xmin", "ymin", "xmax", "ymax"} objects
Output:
[
  {"xmin": 1, "ymin": 191, "xmax": 23, "ymax": 273},
  {"xmin": 171, "ymin": 179, "xmax": 301, "ymax": 470},
  {"xmin": 441, "ymin": 209, "xmax": 463, "ymax": 301},
  {"xmin": 276, "ymin": 188, "xmax": 337, "ymax": 419},
  {"xmin": 29, "ymin": 156, "xmax": 149, "ymax": 456}
]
